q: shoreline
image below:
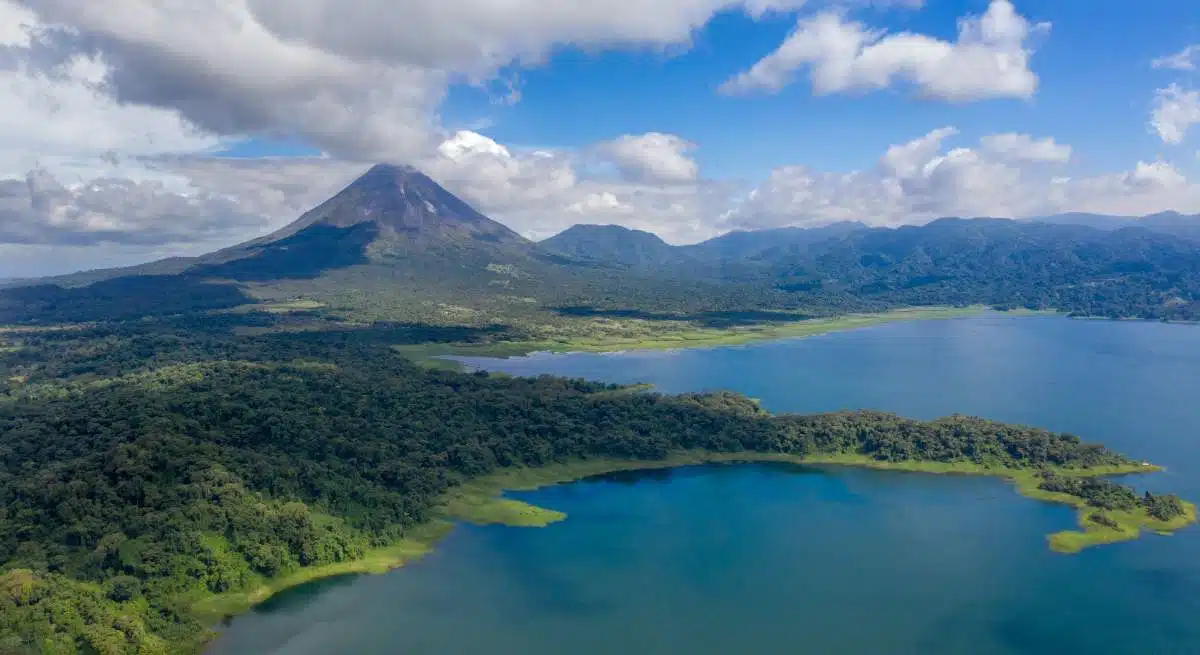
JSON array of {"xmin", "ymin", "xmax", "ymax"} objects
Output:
[
  {"xmin": 395, "ymin": 306, "xmax": 1023, "ymax": 366},
  {"xmin": 196, "ymin": 450, "xmax": 1194, "ymax": 646}
]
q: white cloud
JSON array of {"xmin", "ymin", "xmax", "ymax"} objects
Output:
[
  {"xmin": 0, "ymin": 52, "xmax": 223, "ymax": 178},
  {"xmin": 567, "ymin": 191, "xmax": 634, "ymax": 214},
  {"xmin": 594, "ymin": 133, "xmax": 700, "ymax": 184},
  {"xmin": 152, "ymin": 156, "xmax": 365, "ymax": 227},
  {"xmin": 1151, "ymin": 84, "xmax": 1200, "ymax": 145},
  {"xmin": 18, "ymin": 0, "xmax": 445, "ymax": 162},
  {"xmin": 421, "ymin": 130, "xmax": 726, "ymax": 242},
  {"xmin": 879, "ymin": 126, "xmax": 957, "ymax": 178},
  {"xmin": 719, "ymin": 0, "xmax": 1047, "ymax": 102},
  {"xmin": 1127, "ymin": 160, "xmax": 1186, "ymax": 190},
  {"xmin": 241, "ymin": 0, "xmax": 800, "ymax": 74},
  {"xmin": 979, "ymin": 133, "xmax": 1071, "ymax": 162},
  {"xmin": 0, "ymin": 168, "xmax": 264, "ymax": 246},
  {"xmin": 425, "ymin": 131, "xmax": 579, "ymax": 215},
  {"xmin": 0, "ymin": 153, "xmax": 366, "ymax": 251},
  {"xmin": 1152, "ymin": 45, "xmax": 1199, "ymax": 72},
  {"xmin": 0, "ymin": 0, "xmax": 37, "ymax": 47},
  {"xmin": 725, "ymin": 127, "xmax": 1200, "ymax": 231},
  {"xmin": 10, "ymin": 0, "xmax": 817, "ymax": 165},
  {"xmin": 0, "ymin": 0, "xmax": 935, "ymax": 176}
]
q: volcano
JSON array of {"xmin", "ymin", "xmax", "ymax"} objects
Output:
[{"xmin": 255, "ymin": 164, "xmax": 525, "ymax": 246}]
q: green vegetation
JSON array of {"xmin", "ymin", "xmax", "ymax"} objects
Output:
[
  {"xmin": 439, "ymin": 495, "xmax": 565, "ymax": 527},
  {"xmin": 1030, "ymin": 472, "xmax": 1196, "ymax": 553},
  {"xmin": 0, "ymin": 325, "xmax": 1193, "ymax": 653},
  {"xmin": 1045, "ymin": 502, "xmax": 1198, "ymax": 554},
  {"xmin": 257, "ymin": 300, "xmax": 326, "ymax": 314},
  {"xmin": 0, "ymin": 170, "xmax": 1197, "ymax": 653},
  {"xmin": 190, "ymin": 523, "xmax": 449, "ymax": 624},
  {"xmin": 394, "ymin": 306, "xmax": 987, "ymax": 363}
]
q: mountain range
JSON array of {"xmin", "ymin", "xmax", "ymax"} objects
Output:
[{"xmin": 2, "ymin": 164, "xmax": 1199, "ymax": 325}]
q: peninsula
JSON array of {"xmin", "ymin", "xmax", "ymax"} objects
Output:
[{"xmin": 1, "ymin": 340, "xmax": 1193, "ymax": 653}]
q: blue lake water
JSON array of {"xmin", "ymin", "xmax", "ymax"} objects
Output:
[{"xmin": 210, "ymin": 315, "xmax": 1200, "ymax": 654}]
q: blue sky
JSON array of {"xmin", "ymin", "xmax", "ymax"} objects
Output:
[
  {"xmin": 430, "ymin": 1, "xmax": 1196, "ymax": 178},
  {"xmin": 1, "ymin": 0, "xmax": 1199, "ymax": 276}
]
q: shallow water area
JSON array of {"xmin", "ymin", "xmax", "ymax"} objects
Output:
[{"xmin": 210, "ymin": 315, "xmax": 1200, "ymax": 654}]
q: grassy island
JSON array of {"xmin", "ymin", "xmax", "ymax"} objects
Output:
[{"xmin": 0, "ymin": 331, "xmax": 1191, "ymax": 654}]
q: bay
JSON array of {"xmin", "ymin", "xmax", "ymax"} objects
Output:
[{"xmin": 210, "ymin": 315, "xmax": 1200, "ymax": 654}]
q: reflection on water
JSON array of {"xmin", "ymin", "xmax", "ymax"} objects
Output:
[
  {"xmin": 252, "ymin": 574, "xmax": 362, "ymax": 614},
  {"xmin": 578, "ymin": 460, "xmax": 821, "ymax": 487}
]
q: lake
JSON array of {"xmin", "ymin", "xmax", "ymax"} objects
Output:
[{"xmin": 209, "ymin": 315, "xmax": 1200, "ymax": 654}]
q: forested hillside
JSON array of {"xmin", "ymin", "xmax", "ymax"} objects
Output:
[
  {"xmin": 546, "ymin": 218, "xmax": 1200, "ymax": 320},
  {"xmin": 0, "ymin": 327, "xmax": 1179, "ymax": 653},
  {"xmin": 788, "ymin": 219, "xmax": 1200, "ymax": 319},
  {"xmin": 1, "ymin": 165, "xmax": 1198, "ymax": 328}
]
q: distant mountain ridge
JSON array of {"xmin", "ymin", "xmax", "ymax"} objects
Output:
[
  {"xmin": 536, "ymin": 221, "xmax": 870, "ymax": 274},
  {"xmin": 1024, "ymin": 211, "xmax": 1200, "ymax": 242},
  {"xmin": 1, "ymin": 165, "xmax": 1199, "ymax": 324}
]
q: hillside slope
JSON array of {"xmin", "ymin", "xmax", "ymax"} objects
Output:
[{"xmin": 1, "ymin": 167, "xmax": 1199, "ymax": 326}]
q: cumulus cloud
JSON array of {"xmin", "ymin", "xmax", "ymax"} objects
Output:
[
  {"xmin": 979, "ymin": 133, "xmax": 1071, "ymax": 162},
  {"xmin": 879, "ymin": 126, "xmax": 957, "ymax": 178},
  {"xmin": 0, "ymin": 169, "xmax": 262, "ymax": 246},
  {"xmin": 0, "ymin": 154, "xmax": 364, "ymax": 250},
  {"xmin": 422, "ymin": 130, "xmax": 727, "ymax": 242},
  {"xmin": 425, "ymin": 131, "xmax": 580, "ymax": 215},
  {"xmin": 1151, "ymin": 84, "xmax": 1200, "ymax": 145},
  {"xmin": 0, "ymin": 34, "xmax": 222, "ymax": 178},
  {"xmin": 17, "ymin": 1, "xmax": 444, "ymax": 162},
  {"xmin": 719, "ymin": 0, "xmax": 1047, "ymax": 101},
  {"xmin": 567, "ymin": 191, "xmax": 635, "ymax": 215},
  {"xmin": 11, "ymin": 0, "xmax": 822, "ymax": 165},
  {"xmin": 0, "ymin": 0, "xmax": 37, "ymax": 47},
  {"xmin": 594, "ymin": 133, "xmax": 700, "ymax": 184},
  {"xmin": 1152, "ymin": 45, "xmax": 1199, "ymax": 72},
  {"xmin": 725, "ymin": 128, "xmax": 1200, "ymax": 231},
  {"xmin": 239, "ymin": 0, "xmax": 805, "ymax": 75}
]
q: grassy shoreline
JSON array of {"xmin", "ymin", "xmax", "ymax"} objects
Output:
[
  {"xmin": 394, "ymin": 306, "xmax": 1003, "ymax": 365},
  {"xmin": 195, "ymin": 450, "xmax": 1194, "ymax": 638}
]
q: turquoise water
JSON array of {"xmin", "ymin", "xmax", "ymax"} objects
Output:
[{"xmin": 210, "ymin": 315, "xmax": 1200, "ymax": 654}]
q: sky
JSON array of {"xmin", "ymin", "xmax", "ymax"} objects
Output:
[{"xmin": 0, "ymin": 0, "xmax": 1199, "ymax": 277}]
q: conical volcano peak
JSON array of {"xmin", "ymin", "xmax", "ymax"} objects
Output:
[
  {"xmin": 260, "ymin": 164, "xmax": 525, "ymax": 245},
  {"xmin": 366, "ymin": 162, "xmax": 416, "ymax": 175},
  {"xmin": 355, "ymin": 162, "xmax": 421, "ymax": 184}
]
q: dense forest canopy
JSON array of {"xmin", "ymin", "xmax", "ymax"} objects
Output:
[{"xmin": 0, "ymin": 326, "xmax": 1180, "ymax": 653}]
